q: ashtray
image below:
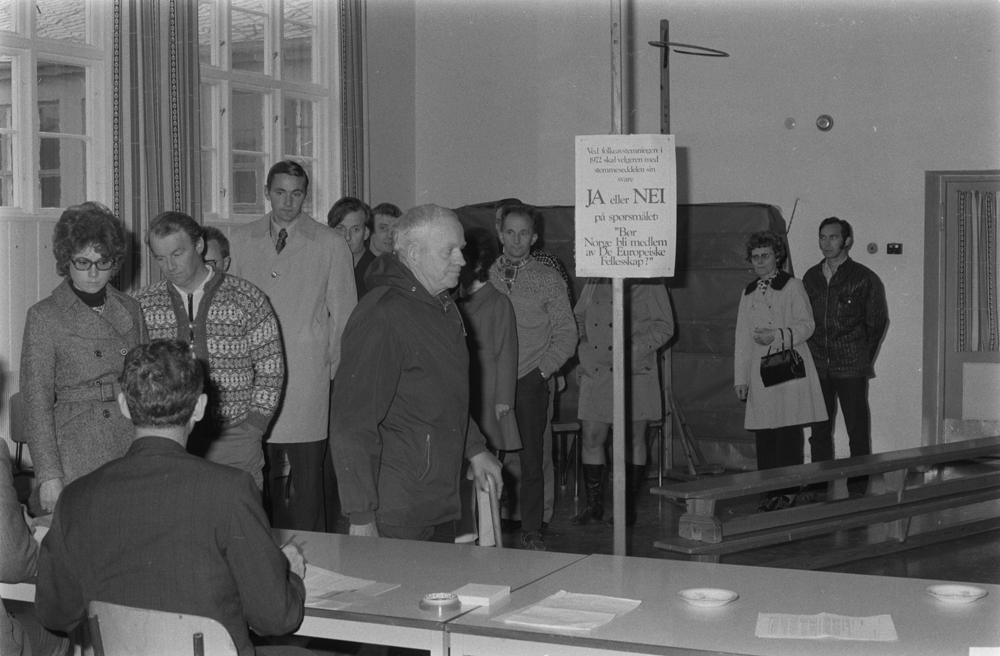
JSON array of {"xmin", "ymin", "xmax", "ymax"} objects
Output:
[
  {"xmin": 677, "ymin": 588, "xmax": 739, "ymax": 608},
  {"xmin": 926, "ymin": 585, "xmax": 988, "ymax": 604}
]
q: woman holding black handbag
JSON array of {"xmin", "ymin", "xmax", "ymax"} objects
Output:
[{"xmin": 734, "ymin": 231, "xmax": 827, "ymax": 511}]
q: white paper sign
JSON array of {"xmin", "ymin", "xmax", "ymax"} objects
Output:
[{"xmin": 575, "ymin": 134, "xmax": 677, "ymax": 278}]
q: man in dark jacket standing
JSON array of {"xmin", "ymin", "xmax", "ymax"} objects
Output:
[
  {"xmin": 330, "ymin": 204, "xmax": 503, "ymax": 541},
  {"xmin": 803, "ymin": 217, "xmax": 889, "ymax": 493}
]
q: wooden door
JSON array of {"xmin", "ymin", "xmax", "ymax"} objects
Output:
[{"xmin": 924, "ymin": 171, "xmax": 1000, "ymax": 444}]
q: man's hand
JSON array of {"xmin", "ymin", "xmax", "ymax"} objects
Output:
[
  {"xmin": 281, "ymin": 543, "xmax": 306, "ymax": 579},
  {"xmin": 495, "ymin": 404, "xmax": 511, "ymax": 420},
  {"xmin": 39, "ymin": 478, "xmax": 64, "ymax": 514},
  {"xmin": 469, "ymin": 451, "xmax": 503, "ymax": 497},
  {"xmin": 735, "ymin": 385, "xmax": 748, "ymax": 402},
  {"xmin": 349, "ymin": 522, "xmax": 379, "ymax": 538}
]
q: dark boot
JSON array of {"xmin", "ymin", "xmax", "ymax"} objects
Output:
[
  {"xmin": 570, "ymin": 464, "xmax": 605, "ymax": 525},
  {"xmin": 607, "ymin": 463, "xmax": 646, "ymax": 527}
]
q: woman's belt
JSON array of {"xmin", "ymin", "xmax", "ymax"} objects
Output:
[{"xmin": 57, "ymin": 380, "xmax": 122, "ymax": 403}]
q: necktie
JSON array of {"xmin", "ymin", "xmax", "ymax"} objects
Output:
[
  {"xmin": 187, "ymin": 293, "xmax": 195, "ymax": 342},
  {"xmin": 276, "ymin": 228, "xmax": 287, "ymax": 254}
]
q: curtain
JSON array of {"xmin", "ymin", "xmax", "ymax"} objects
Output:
[
  {"xmin": 957, "ymin": 190, "xmax": 999, "ymax": 352},
  {"xmin": 111, "ymin": 0, "xmax": 202, "ymax": 292},
  {"xmin": 340, "ymin": 0, "xmax": 367, "ymax": 200}
]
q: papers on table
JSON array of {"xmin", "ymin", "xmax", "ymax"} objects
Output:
[
  {"xmin": 495, "ymin": 590, "xmax": 641, "ymax": 632},
  {"xmin": 755, "ymin": 612, "xmax": 898, "ymax": 641},
  {"xmin": 303, "ymin": 564, "xmax": 400, "ymax": 610}
]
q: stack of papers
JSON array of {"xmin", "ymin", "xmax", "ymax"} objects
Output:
[
  {"xmin": 303, "ymin": 565, "xmax": 400, "ymax": 610},
  {"xmin": 495, "ymin": 590, "xmax": 641, "ymax": 632},
  {"xmin": 755, "ymin": 612, "xmax": 898, "ymax": 641}
]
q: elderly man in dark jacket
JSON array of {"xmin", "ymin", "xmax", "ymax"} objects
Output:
[
  {"xmin": 803, "ymin": 217, "xmax": 888, "ymax": 493},
  {"xmin": 330, "ymin": 204, "xmax": 503, "ymax": 541}
]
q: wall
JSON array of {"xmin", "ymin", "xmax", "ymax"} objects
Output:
[
  {"xmin": 368, "ymin": 0, "xmax": 1000, "ymax": 454},
  {"xmin": 366, "ymin": 0, "xmax": 417, "ymax": 208}
]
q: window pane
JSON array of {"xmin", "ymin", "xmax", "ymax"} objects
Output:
[
  {"xmin": 0, "ymin": 56, "xmax": 12, "ymax": 206},
  {"xmin": 39, "ymin": 137, "xmax": 86, "ymax": 208},
  {"xmin": 232, "ymin": 0, "xmax": 264, "ymax": 11},
  {"xmin": 284, "ymin": 0, "xmax": 312, "ymax": 24},
  {"xmin": 36, "ymin": 0, "xmax": 86, "ymax": 43},
  {"xmin": 232, "ymin": 89, "xmax": 264, "ymax": 152},
  {"xmin": 233, "ymin": 152, "xmax": 265, "ymax": 215},
  {"xmin": 231, "ymin": 9, "xmax": 267, "ymax": 74},
  {"xmin": 201, "ymin": 149, "xmax": 214, "ymax": 214},
  {"xmin": 0, "ymin": 133, "xmax": 12, "ymax": 206},
  {"xmin": 283, "ymin": 97, "xmax": 313, "ymax": 158},
  {"xmin": 283, "ymin": 21, "xmax": 312, "ymax": 83},
  {"xmin": 198, "ymin": 0, "xmax": 214, "ymax": 66},
  {"xmin": 0, "ymin": 0, "xmax": 13, "ymax": 33},
  {"xmin": 200, "ymin": 84, "xmax": 214, "ymax": 148},
  {"xmin": 37, "ymin": 61, "xmax": 87, "ymax": 136}
]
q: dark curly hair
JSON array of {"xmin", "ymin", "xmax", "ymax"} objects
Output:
[
  {"xmin": 52, "ymin": 202, "xmax": 127, "ymax": 278},
  {"xmin": 744, "ymin": 231, "xmax": 787, "ymax": 269},
  {"xmin": 461, "ymin": 227, "xmax": 501, "ymax": 286}
]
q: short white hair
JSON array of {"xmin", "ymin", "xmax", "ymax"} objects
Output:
[{"xmin": 393, "ymin": 204, "xmax": 457, "ymax": 257}]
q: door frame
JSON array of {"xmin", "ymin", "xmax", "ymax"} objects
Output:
[{"xmin": 922, "ymin": 170, "xmax": 1000, "ymax": 446}]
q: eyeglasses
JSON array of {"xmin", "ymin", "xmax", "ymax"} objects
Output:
[
  {"xmin": 71, "ymin": 258, "xmax": 116, "ymax": 271},
  {"xmin": 204, "ymin": 259, "xmax": 219, "ymax": 268}
]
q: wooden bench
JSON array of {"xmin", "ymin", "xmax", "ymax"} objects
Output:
[{"xmin": 651, "ymin": 435, "xmax": 1000, "ymax": 568}]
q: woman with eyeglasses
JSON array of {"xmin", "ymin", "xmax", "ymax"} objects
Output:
[
  {"xmin": 734, "ymin": 231, "xmax": 826, "ymax": 512},
  {"xmin": 19, "ymin": 202, "xmax": 147, "ymax": 514}
]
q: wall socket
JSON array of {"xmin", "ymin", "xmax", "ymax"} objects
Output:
[{"xmin": 887, "ymin": 243, "xmax": 902, "ymax": 254}]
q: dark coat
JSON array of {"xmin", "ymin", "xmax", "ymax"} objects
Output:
[
  {"xmin": 458, "ymin": 282, "xmax": 521, "ymax": 451},
  {"xmin": 19, "ymin": 280, "xmax": 147, "ymax": 486},
  {"xmin": 331, "ymin": 254, "xmax": 489, "ymax": 528},
  {"xmin": 802, "ymin": 258, "xmax": 889, "ymax": 378},
  {"xmin": 36, "ymin": 436, "xmax": 305, "ymax": 656}
]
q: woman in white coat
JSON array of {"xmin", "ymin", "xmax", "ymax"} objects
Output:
[{"xmin": 734, "ymin": 231, "xmax": 827, "ymax": 511}]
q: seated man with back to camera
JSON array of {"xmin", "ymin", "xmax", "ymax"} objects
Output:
[{"xmin": 36, "ymin": 339, "xmax": 309, "ymax": 656}]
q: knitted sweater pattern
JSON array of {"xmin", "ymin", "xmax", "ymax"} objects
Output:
[
  {"xmin": 134, "ymin": 274, "xmax": 283, "ymax": 432},
  {"xmin": 489, "ymin": 258, "xmax": 576, "ymax": 378}
]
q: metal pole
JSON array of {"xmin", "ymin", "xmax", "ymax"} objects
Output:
[{"xmin": 610, "ymin": 0, "xmax": 627, "ymax": 557}]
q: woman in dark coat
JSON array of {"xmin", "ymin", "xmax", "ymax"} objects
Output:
[
  {"xmin": 19, "ymin": 202, "xmax": 147, "ymax": 513},
  {"xmin": 453, "ymin": 227, "xmax": 520, "ymax": 541},
  {"xmin": 457, "ymin": 227, "xmax": 521, "ymax": 454}
]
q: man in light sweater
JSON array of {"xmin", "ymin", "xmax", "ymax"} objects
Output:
[{"xmin": 489, "ymin": 204, "xmax": 576, "ymax": 550}]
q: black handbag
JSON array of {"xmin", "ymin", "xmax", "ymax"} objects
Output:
[{"xmin": 760, "ymin": 328, "xmax": 805, "ymax": 387}]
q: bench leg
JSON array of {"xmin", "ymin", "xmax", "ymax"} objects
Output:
[
  {"xmin": 829, "ymin": 478, "xmax": 848, "ymax": 500},
  {"xmin": 679, "ymin": 499, "xmax": 722, "ymax": 544},
  {"xmin": 691, "ymin": 554, "xmax": 720, "ymax": 564}
]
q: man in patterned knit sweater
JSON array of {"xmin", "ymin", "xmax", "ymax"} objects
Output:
[
  {"xmin": 135, "ymin": 212, "xmax": 284, "ymax": 489},
  {"xmin": 490, "ymin": 204, "xmax": 576, "ymax": 550}
]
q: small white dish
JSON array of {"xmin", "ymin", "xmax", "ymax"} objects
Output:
[
  {"xmin": 677, "ymin": 588, "xmax": 739, "ymax": 608},
  {"xmin": 926, "ymin": 584, "xmax": 988, "ymax": 604}
]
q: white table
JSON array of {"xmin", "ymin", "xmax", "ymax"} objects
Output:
[
  {"xmin": 447, "ymin": 553, "xmax": 1000, "ymax": 656},
  {"xmin": 277, "ymin": 530, "xmax": 584, "ymax": 655},
  {"xmin": 2, "ymin": 530, "xmax": 584, "ymax": 656}
]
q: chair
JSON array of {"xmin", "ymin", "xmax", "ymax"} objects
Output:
[
  {"xmin": 475, "ymin": 475, "xmax": 504, "ymax": 548},
  {"xmin": 552, "ymin": 421, "xmax": 582, "ymax": 499},
  {"xmin": 87, "ymin": 601, "xmax": 238, "ymax": 656},
  {"xmin": 7, "ymin": 392, "xmax": 32, "ymax": 478}
]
